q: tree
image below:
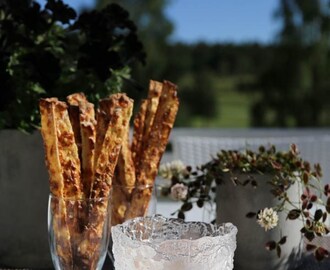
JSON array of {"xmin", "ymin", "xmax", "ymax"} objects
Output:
[
  {"xmin": 250, "ymin": 0, "xmax": 330, "ymax": 127},
  {"xmin": 96, "ymin": 0, "xmax": 173, "ymax": 98},
  {"xmin": 0, "ymin": 0, "xmax": 145, "ymax": 131}
]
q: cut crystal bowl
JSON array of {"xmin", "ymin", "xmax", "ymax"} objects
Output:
[{"xmin": 112, "ymin": 215, "xmax": 237, "ymax": 270}]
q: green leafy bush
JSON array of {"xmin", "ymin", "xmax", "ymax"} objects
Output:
[{"xmin": 0, "ymin": 0, "xmax": 145, "ymax": 132}]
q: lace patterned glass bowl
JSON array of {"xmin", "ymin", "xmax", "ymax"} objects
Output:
[{"xmin": 112, "ymin": 215, "xmax": 237, "ymax": 270}]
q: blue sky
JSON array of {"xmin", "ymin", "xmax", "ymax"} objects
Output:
[
  {"xmin": 166, "ymin": 0, "xmax": 279, "ymax": 44},
  {"xmin": 37, "ymin": 0, "xmax": 279, "ymax": 44}
]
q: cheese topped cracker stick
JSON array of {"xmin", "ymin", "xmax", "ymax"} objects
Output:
[{"xmin": 126, "ymin": 81, "xmax": 179, "ymax": 219}]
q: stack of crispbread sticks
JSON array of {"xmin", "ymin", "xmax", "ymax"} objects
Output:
[
  {"xmin": 112, "ymin": 80, "xmax": 179, "ymax": 225},
  {"xmin": 39, "ymin": 80, "xmax": 179, "ymax": 269}
]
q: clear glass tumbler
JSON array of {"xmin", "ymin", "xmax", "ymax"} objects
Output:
[
  {"xmin": 112, "ymin": 215, "xmax": 237, "ymax": 270},
  {"xmin": 48, "ymin": 194, "xmax": 111, "ymax": 270}
]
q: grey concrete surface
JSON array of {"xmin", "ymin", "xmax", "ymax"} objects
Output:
[{"xmin": 0, "ymin": 130, "xmax": 52, "ymax": 268}]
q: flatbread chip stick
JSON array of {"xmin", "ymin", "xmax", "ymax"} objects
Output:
[
  {"xmin": 111, "ymin": 176, "xmax": 130, "ymax": 226},
  {"xmin": 78, "ymin": 94, "xmax": 133, "ymax": 268},
  {"xmin": 111, "ymin": 122, "xmax": 136, "ymax": 225},
  {"xmin": 40, "ymin": 98, "xmax": 83, "ymax": 198},
  {"xmin": 91, "ymin": 94, "xmax": 133, "ymax": 199},
  {"xmin": 80, "ymin": 114, "xmax": 96, "ymax": 198},
  {"xmin": 40, "ymin": 98, "xmax": 83, "ymax": 268},
  {"xmin": 40, "ymin": 99, "xmax": 71, "ymax": 268},
  {"xmin": 67, "ymin": 92, "xmax": 88, "ymax": 105},
  {"xmin": 131, "ymin": 99, "xmax": 148, "ymax": 168},
  {"xmin": 67, "ymin": 93, "xmax": 96, "ymax": 198},
  {"xmin": 66, "ymin": 93, "xmax": 87, "ymax": 161},
  {"xmin": 126, "ymin": 81, "xmax": 179, "ymax": 219},
  {"xmin": 133, "ymin": 81, "xmax": 162, "ymax": 172},
  {"xmin": 116, "ymin": 129, "xmax": 136, "ymax": 188},
  {"xmin": 137, "ymin": 81, "xmax": 179, "ymax": 184},
  {"xmin": 148, "ymin": 80, "xmax": 163, "ymax": 99},
  {"xmin": 94, "ymin": 110, "xmax": 109, "ymax": 175},
  {"xmin": 141, "ymin": 97, "xmax": 162, "ymax": 151}
]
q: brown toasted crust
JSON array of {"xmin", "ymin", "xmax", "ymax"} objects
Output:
[
  {"xmin": 115, "ymin": 121, "xmax": 136, "ymax": 188},
  {"xmin": 67, "ymin": 105, "xmax": 82, "ymax": 160},
  {"xmin": 67, "ymin": 92, "xmax": 88, "ymax": 105},
  {"xmin": 67, "ymin": 93, "xmax": 96, "ymax": 198},
  {"xmin": 111, "ymin": 98, "xmax": 136, "ymax": 224},
  {"xmin": 148, "ymin": 80, "xmax": 163, "ymax": 98},
  {"xmin": 79, "ymin": 94, "xmax": 133, "ymax": 268},
  {"xmin": 79, "ymin": 102, "xmax": 96, "ymax": 198},
  {"xmin": 111, "ymin": 131, "xmax": 136, "ymax": 225},
  {"xmin": 142, "ymin": 97, "xmax": 160, "ymax": 148},
  {"xmin": 40, "ymin": 98, "xmax": 82, "ymax": 199},
  {"xmin": 40, "ymin": 98, "xmax": 81, "ymax": 268},
  {"xmin": 54, "ymin": 102, "xmax": 83, "ymax": 199},
  {"xmin": 94, "ymin": 109, "xmax": 108, "ymax": 177},
  {"xmin": 40, "ymin": 98, "xmax": 64, "ymax": 197},
  {"xmin": 138, "ymin": 81, "xmax": 179, "ymax": 184},
  {"xmin": 111, "ymin": 180, "xmax": 130, "ymax": 225},
  {"xmin": 131, "ymin": 99, "xmax": 148, "ymax": 169},
  {"xmin": 126, "ymin": 81, "xmax": 179, "ymax": 218},
  {"xmin": 91, "ymin": 94, "xmax": 134, "ymax": 199},
  {"xmin": 66, "ymin": 93, "xmax": 88, "ymax": 160},
  {"xmin": 124, "ymin": 186, "xmax": 153, "ymax": 220},
  {"xmin": 134, "ymin": 81, "xmax": 163, "ymax": 179},
  {"xmin": 143, "ymin": 81, "xmax": 163, "ymax": 143}
]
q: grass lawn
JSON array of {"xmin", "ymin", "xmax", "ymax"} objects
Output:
[{"xmin": 191, "ymin": 75, "xmax": 258, "ymax": 128}]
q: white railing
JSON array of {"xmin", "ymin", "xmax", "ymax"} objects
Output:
[{"xmin": 165, "ymin": 128, "xmax": 330, "ymax": 184}]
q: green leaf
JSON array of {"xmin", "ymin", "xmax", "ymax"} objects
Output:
[
  {"xmin": 279, "ymin": 236, "xmax": 287, "ymax": 245},
  {"xmin": 304, "ymin": 232, "xmax": 315, "ymax": 242},
  {"xmin": 181, "ymin": 203, "xmax": 193, "ymax": 212},
  {"xmin": 178, "ymin": 211, "xmax": 185, "ymax": 220},
  {"xmin": 197, "ymin": 199, "xmax": 204, "ymax": 208},
  {"xmin": 242, "ymin": 179, "xmax": 250, "ymax": 186},
  {"xmin": 30, "ymin": 83, "xmax": 46, "ymax": 94},
  {"xmin": 303, "ymin": 172, "xmax": 309, "ymax": 184},
  {"xmin": 306, "ymin": 244, "xmax": 316, "ymax": 252},
  {"xmin": 276, "ymin": 245, "xmax": 282, "ymax": 258},
  {"xmin": 246, "ymin": 212, "xmax": 257, "ymax": 218},
  {"xmin": 287, "ymin": 209, "xmax": 301, "ymax": 220},
  {"xmin": 265, "ymin": 241, "xmax": 276, "ymax": 251},
  {"xmin": 314, "ymin": 209, "xmax": 323, "ymax": 221}
]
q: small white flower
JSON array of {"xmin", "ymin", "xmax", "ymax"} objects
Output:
[
  {"xmin": 314, "ymin": 221, "xmax": 326, "ymax": 234},
  {"xmin": 171, "ymin": 183, "xmax": 188, "ymax": 200},
  {"xmin": 159, "ymin": 162, "xmax": 173, "ymax": 179},
  {"xmin": 257, "ymin": 208, "xmax": 279, "ymax": 231},
  {"xmin": 159, "ymin": 160, "xmax": 187, "ymax": 180}
]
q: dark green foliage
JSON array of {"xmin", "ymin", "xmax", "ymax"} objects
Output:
[
  {"xmin": 0, "ymin": 0, "xmax": 145, "ymax": 132},
  {"xmin": 247, "ymin": 0, "xmax": 330, "ymax": 127},
  {"xmin": 96, "ymin": 0, "xmax": 173, "ymax": 101}
]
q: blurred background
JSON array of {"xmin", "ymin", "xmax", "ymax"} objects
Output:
[{"xmin": 35, "ymin": 0, "xmax": 330, "ymax": 128}]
